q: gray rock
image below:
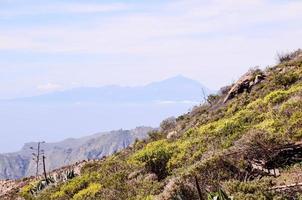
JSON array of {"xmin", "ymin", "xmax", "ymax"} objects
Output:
[
  {"xmin": 223, "ymin": 69, "xmax": 265, "ymax": 103},
  {"xmin": 166, "ymin": 131, "xmax": 177, "ymax": 139}
]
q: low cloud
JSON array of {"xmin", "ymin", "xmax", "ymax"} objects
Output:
[
  {"xmin": 37, "ymin": 83, "xmax": 62, "ymax": 92},
  {"xmin": 0, "ymin": 0, "xmax": 301, "ymax": 54},
  {"xmin": 0, "ymin": 2, "xmax": 129, "ymax": 17}
]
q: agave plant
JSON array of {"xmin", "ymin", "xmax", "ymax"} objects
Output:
[{"xmin": 207, "ymin": 188, "xmax": 232, "ymax": 200}]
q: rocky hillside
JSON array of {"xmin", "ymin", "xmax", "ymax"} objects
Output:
[
  {"xmin": 0, "ymin": 127, "xmax": 152, "ymax": 180},
  {"xmin": 4, "ymin": 49, "xmax": 302, "ymax": 200}
]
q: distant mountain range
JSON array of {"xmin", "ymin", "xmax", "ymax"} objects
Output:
[
  {"xmin": 0, "ymin": 127, "xmax": 153, "ymax": 180},
  {"xmin": 8, "ymin": 75, "xmax": 211, "ymax": 104},
  {"xmin": 0, "ymin": 75, "xmax": 211, "ymax": 153}
]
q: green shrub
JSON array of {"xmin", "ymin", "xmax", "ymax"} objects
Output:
[
  {"xmin": 72, "ymin": 183, "xmax": 102, "ymax": 200},
  {"xmin": 20, "ymin": 182, "xmax": 37, "ymax": 200},
  {"xmin": 50, "ymin": 190, "xmax": 67, "ymax": 200},
  {"xmin": 143, "ymin": 195, "xmax": 154, "ymax": 200},
  {"xmin": 148, "ymin": 130, "xmax": 165, "ymax": 141},
  {"xmin": 289, "ymin": 111, "xmax": 302, "ymax": 139},
  {"xmin": 264, "ymin": 90, "xmax": 288, "ymax": 105},
  {"xmin": 280, "ymin": 97, "xmax": 302, "ymax": 116},
  {"xmin": 208, "ymin": 188, "xmax": 231, "ymax": 200},
  {"xmin": 273, "ymin": 72, "xmax": 299, "ymax": 88},
  {"xmin": 225, "ymin": 179, "xmax": 275, "ymax": 200},
  {"xmin": 168, "ymin": 138, "xmax": 204, "ymax": 170},
  {"xmin": 50, "ymin": 174, "xmax": 94, "ymax": 199},
  {"xmin": 131, "ymin": 140, "xmax": 173, "ymax": 180}
]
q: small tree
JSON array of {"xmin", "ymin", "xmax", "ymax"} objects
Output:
[
  {"xmin": 277, "ymin": 52, "xmax": 292, "ymax": 63},
  {"xmin": 207, "ymin": 94, "xmax": 219, "ymax": 105}
]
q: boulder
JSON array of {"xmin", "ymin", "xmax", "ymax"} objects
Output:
[
  {"xmin": 166, "ymin": 131, "xmax": 177, "ymax": 139},
  {"xmin": 223, "ymin": 69, "xmax": 265, "ymax": 103}
]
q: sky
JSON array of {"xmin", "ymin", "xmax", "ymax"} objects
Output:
[
  {"xmin": 0, "ymin": 0, "xmax": 302, "ymax": 99},
  {"xmin": 0, "ymin": 0, "xmax": 302, "ymax": 152}
]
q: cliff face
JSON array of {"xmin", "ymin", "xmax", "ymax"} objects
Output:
[
  {"xmin": 0, "ymin": 127, "xmax": 153, "ymax": 180},
  {"xmin": 0, "ymin": 154, "xmax": 30, "ymax": 180}
]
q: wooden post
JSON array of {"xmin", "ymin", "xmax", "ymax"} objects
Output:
[
  {"xmin": 194, "ymin": 176, "xmax": 203, "ymax": 200},
  {"xmin": 42, "ymin": 155, "xmax": 48, "ymax": 184}
]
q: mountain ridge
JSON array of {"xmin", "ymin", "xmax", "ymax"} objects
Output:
[
  {"xmin": 5, "ymin": 75, "xmax": 211, "ymax": 103},
  {"xmin": 0, "ymin": 126, "xmax": 153, "ymax": 180}
]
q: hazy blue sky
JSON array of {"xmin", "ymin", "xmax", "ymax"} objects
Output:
[{"xmin": 1, "ymin": 0, "xmax": 302, "ymax": 99}]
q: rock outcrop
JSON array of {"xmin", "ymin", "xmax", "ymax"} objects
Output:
[{"xmin": 224, "ymin": 69, "xmax": 265, "ymax": 103}]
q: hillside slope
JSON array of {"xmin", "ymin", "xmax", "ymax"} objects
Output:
[
  {"xmin": 10, "ymin": 50, "xmax": 302, "ymax": 199},
  {"xmin": 0, "ymin": 127, "xmax": 152, "ymax": 180}
]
